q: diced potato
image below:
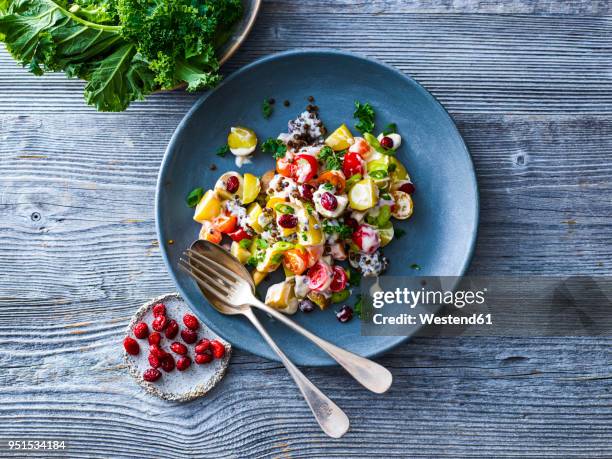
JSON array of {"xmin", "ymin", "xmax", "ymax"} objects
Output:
[
  {"xmin": 266, "ymin": 196, "xmax": 286, "ymax": 210},
  {"xmin": 252, "ymin": 270, "xmax": 267, "ymax": 286},
  {"xmin": 348, "ymin": 178, "xmax": 379, "ymax": 211},
  {"xmin": 256, "ymin": 248, "xmax": 283, "ymax": 273},
  {"xmin": 193, "ymin": 190, "xmax": 222, "ymax": 223},
  {"xmin": 246, "ymin": 202, "xmax": 264, "ymax": 233},
  {"xmin": 241, "ymin": 173, "xmax": 261, "ymax": 205},
  {"xmin": 325, "ymin": 124, "xmax": 354, "ymax": 151},
  {"xmin": 265, "ymin": 280, "xmax": 296, "ymax": 310},
  {"xmin": 230, "ymin": 241, "xmax": 251, "ymax": 264},
  {"xmin": 297, "ymin": 208, "xmax": 323, "ymax": 245},
  {"xmin": 307, "ymin": 291, "xmax": 330, "ymax": 310},
  {"xmin": 389, "ymin": 157, "xmax": 409, "ymax": 181},
  {"xmin": 214, "ymin": 172, "xmax": 243, "ymax": 200}
]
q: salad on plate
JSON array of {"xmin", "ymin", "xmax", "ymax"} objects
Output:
[{"xmin": 189, "ymin": 104, "xmax": 415, "ymax": 319}]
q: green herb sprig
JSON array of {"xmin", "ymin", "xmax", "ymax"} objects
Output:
[
  {"xmin": 317, "ymin": 146, "xmax": 344, "ymax": 170},
  {"xmin": 354, "ymin": 101, "xmax": 375, "ymax": 134},
  {"xmin": 186, "ymin": 187, "xmax": 204, "ymax": 207},
  {"xmin": 261, "ymin": 138, "xmax": 287, "ymax": 159}
]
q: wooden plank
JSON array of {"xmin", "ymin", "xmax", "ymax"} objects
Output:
[
  {"xmin": 1, "ymin": 9, "xmax": 612, "ymax": 115},
  {"xmin": 1, "ymin": 0, "xmax": 611, "ymax": 456},
  {"xmin": 0, "ymin": 112, "xmax": 611, "ymax": 456}
]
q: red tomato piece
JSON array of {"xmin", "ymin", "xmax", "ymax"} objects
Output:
[
  {"xmin": 276, "ymin": 157, "xmax": 295, "ymax": 178},
  {"xmin": 342, "ymin": 152, "xmax": 364, "ymax": 178},
  {"xmin": 329, "ymin": 266, "xmax": 348, "ymax": 292},
  {"xmin": 283, "ymin": 248, "xmax": 309, "ymax": 275},
  {"xmin": 293, "ymin": 154, "xmax": 318, "ymax": 183},
  {"xmin": 228, "ymin": 228, "xmax": 250, "ymax": 242},
  {"xmin": 348, "ymin": 137, "xmax": 371, "ymax": 158},
  {"xmin": 212, "ymin": 213, "xmax": 237, "ymax": 234},
  {"xmin": 307, "ymin": 261, "xmax": 333, "ymax": 291}
]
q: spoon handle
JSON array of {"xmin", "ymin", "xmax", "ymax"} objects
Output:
[
  {"xmin": 242, "ymin": 307, "xmax": 350, "ymax": 438},
  {"xmin": 251, "ymin": 299, "xmax": 392, "ymax": 394}
]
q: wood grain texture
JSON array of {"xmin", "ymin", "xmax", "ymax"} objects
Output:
[{"xmin": 0, "ymin": 0, "xmax": 611, "ymax": 457}]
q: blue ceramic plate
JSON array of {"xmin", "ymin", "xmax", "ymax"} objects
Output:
[{"xmin": 156, "ymin": 49, "xmax": 479, "ymax": 366}]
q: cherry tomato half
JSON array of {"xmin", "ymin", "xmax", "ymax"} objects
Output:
[
  {"xmin": 317, "ymin": 170, "xmax": 346, "ymax": 194},
  {"xmin": 348, "ymin": 137, "xmax": 371, "ymax": 158},
  {"xmin": 283, "ymin": 248, "xmax": 309, "ymax": 275},
  {"xmin": 329, "ymin": 266, "xmax": 348, "ymax": 292},
  {"xmin": 199, "ymin": 221, "xmax": 222, "ymax": 244},
  {"xmin": 212, "ymin": 213, "xmax": 237, "ymax": 234},
  {"xmin": 342, "ymin": 152, "xmax": 364, "ymax": 178},
  {"xmin": 307, "ymin": 261, "xmax": 333, "ymax": 291},
  {"xmin": 276, "ymin": 157, "xmax": 295, "ymax": 178},
  {"xmin": 228, "ymin": 228, "xmax": 250, "ymax": 242},
  {"xmin": 293, "ymin": 154, "xmax": 318, "ymax": 183}
]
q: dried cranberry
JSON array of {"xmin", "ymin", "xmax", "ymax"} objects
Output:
[
  {"xmin": 195, "ymin": 339, "xmax": 211, "ymax": 354},
  {"xmin": 152, "ymin": 315, "xmax": 167, "ymax": 332},
  {"xmin": 278, "ymin": 213, "xmax": 298, "ymax": 229},
  {"xmin": 176, "ymin": 356, "xmax": 191, "ymax": 371},
  {"xmin": 320, "ymin": 192, "xmax": 338, "ymax": 211},
  {"xmin": 210, "ymin": 340, "xmax": 225, "ymax": 359},
  {"xmin": 181, "ymin": 329, "xmax": 198, "ymax": 344},
  {"xmin": 399, "ymin": 182, "xmax": 415, "ymax": 195},
  {"xmin": 148, "ymin": 332, "xmax": 161, "ymax": 346},
  {"xmin": 336, "ymin": 305, "xmax": 353, "ymax": 323},
  {"xmin": 380, "ymin": 136, "xmax": 394, "ymax": 149},
  {"xmin": 143, "ymin": 368, "xmax": 161, "ymax": 382},
  {"xmin": 344, "ymin": 216, "xmax": 358, "ymax": 230},
  {"xmin": 149, "ymin": 344, "xmax": 167, "ymax": 359},
  {"xmin": 183, "ymin": 314, "xmax": 199, "ymax": 330},
  {"xmin": 195, "ymin": 353, "xmax": 213, "ymax": 365},
  {"xmin": 299, "ymin": 184, "xmax": 315, "ymax": 201},
  {"xmin": 133, "ymin": 322, "xmax": 149, "ymax": 339},
  {"xmin": 152, "ymin": 303, "xmax": 166, "ymax": 317},
  {"xmin": 170, "ymin": 342, "xmax": 188, "ymax": 355},
  {"xmin": 160, "ymin": 354, "xmax": 175, "ymax": 372},
  {"xmin": 225, "ymin": 175, "xmax": 240, "ymax": 193},
  {"xmin": 165, "ymin": 319, "xmax": 179, "ymax": 339},
  {"xmin": 298, "ymin": 299, "xmax": 316, "ymax": 313},
  {"xmin": 148, "ymin": 353, "xmax": 161, "ymax": 368},
  {"xmin": 123, "ymin": 337, "xmax": 140, "ymax": 355}
]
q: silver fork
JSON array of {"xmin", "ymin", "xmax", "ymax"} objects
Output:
[
  {"xmin": 178, "ymin": 242, "xmax": 392, "ymax": 437},
  {"xmin": 179, "ymin": 249, "xmax": 349, "ymax": 438}
]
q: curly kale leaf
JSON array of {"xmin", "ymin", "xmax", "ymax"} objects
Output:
[
  {"xmin": 0, "ymin": 0, "xmax": 243, "ymax": 111},
  {"xmin": 0, "ymin": 0, "xmax": 155, "ymax": 111},
  {"xmin": 117, "ymin": 0, "xmax": 241, "ymax": 91}
]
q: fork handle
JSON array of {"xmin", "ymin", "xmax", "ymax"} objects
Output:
[
  {"xmin": 251, "ymin": 299, "xmax": 392, "ymax": 394},
  {"xmin": 242, "ymin": 308, "xmax": 349, "ymax": 438}
]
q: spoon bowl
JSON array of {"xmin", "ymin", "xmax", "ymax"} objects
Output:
[{"xmin": 189, "ymin": 239, "xmax": 253, "ymax": 315}]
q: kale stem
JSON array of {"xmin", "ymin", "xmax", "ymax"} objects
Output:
[{"xmin": 50, "ymin": 0, "xmax": 122, "ymax": 32}]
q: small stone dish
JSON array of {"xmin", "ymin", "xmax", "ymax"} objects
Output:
[{"xmin": 124, "ymin": 293, "xmax": 231, "ymax": 402}]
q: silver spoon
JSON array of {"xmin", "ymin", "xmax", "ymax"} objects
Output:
[
  {"xmin": 179, "ymin": 241, "xmax": 349, "ymax": 438},
  {"xmin": 179, "ymin": 240, "xmax": 393, "ymax": 436}
]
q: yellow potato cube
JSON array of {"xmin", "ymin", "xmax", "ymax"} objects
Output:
[
  {"xmin": 246, "ymin": 202, "xmax": 264, "ymax": 233},
  {"xmin": 325, "ymin": 123, "xmax": 354, "ymax": 151},
  {"xmin": 230, "ymin": 241, "xmax": 251, "ymax": 264},
  {"xmin": 193, "ymin": 190, "xmax": 221, "ymax": 223},
  {"xmin": 252, "ymin": 270, "xmax": 267, "ymax": 286},
  {"xmin": 265, "ymin": 281, "xmax": 295, "ymax": 309},
  {"xmin": 349, "ymin": 178, "xmax": 379, "ymax": 211},
  {"xmin": 241, "ymin": 173, "xmax": 260, "ymax": 205}
]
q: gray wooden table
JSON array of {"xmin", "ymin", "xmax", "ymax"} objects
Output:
[{"xmin": 1, "ymin": 1, "xmax": 611, "ymax": 457}]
